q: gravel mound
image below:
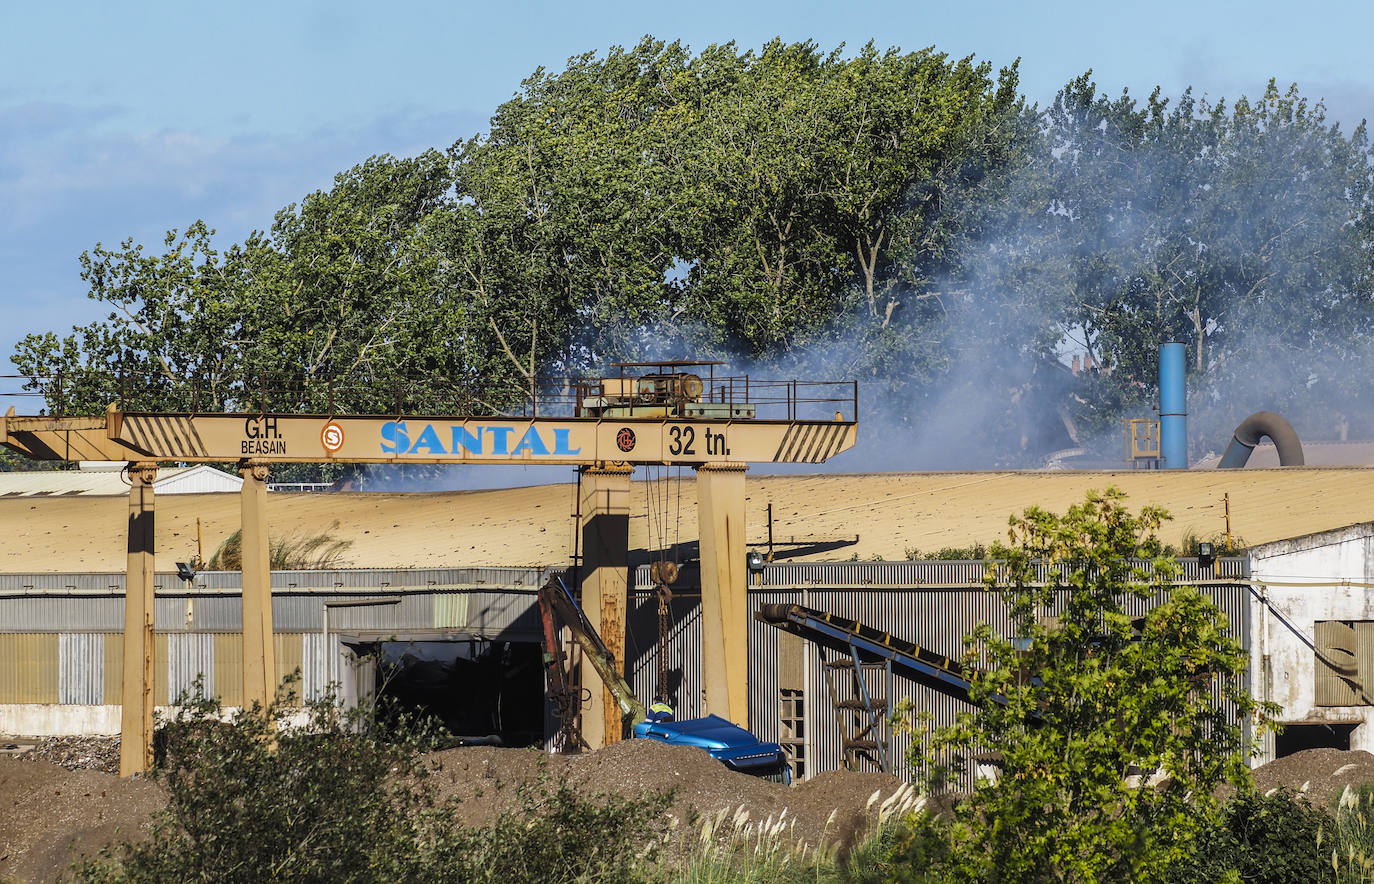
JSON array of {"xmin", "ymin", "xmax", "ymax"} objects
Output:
[
  {"xmin": 25, "ymin": 737, "xmax": 120, "ymax": 775},
  {"xmin": 1251, "ymin": 748, "xmax": 1374, "ymax": 809}
]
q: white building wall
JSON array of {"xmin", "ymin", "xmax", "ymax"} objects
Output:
[{"xmin": 1250, "ymin": 523, "xmax": 1374, "ymax": 761}]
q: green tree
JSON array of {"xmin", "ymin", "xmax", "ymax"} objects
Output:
[
  {"xmin": 12, "ymin": 221, "xmax": 271, "ymax": 414},
  {"xmin": 448, "ymin": 38, "xmax": 1026, "ymax": 362},
  {"xmin": 678, "ymin": 41, "xmax": 1023, "ymax": 355},
  {"xmin": 1035, "ymin": 76, "xmax": 1374, "ymax": 449},
  {"xmin": 251, "ymin": 150, "xmax": 457, "ymax": 413},
  {"xmin": 446, "ymin": 38, "xmax": 695, "ymax": 372},
  {"xmin": 916, "ymin": 488, "xmax": 1272, "ymax": 882}
]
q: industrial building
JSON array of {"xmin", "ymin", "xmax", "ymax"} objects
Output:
[{"xmin": 0, "ymin": 553, "xmax": 1275, "ymax": 786}]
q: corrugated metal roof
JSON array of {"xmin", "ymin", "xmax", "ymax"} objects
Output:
[
  {"xmin": 0, "ymin": 566, "xmax": 553, "ymax": 595},
  {"xmin": 0, "ymin": 465, "xmax": 239, "ymax": 497},
  {"xmin": 149, "ymin": 465, "xmax": 243, "ymax": 495},
  {"xmin": 634, "ymin": 557, "xmax": 1247, "ymax": 590}
]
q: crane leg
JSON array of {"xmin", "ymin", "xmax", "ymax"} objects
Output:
[
  {"xmin": 578, "ymin": 463, "xmax": 632, "ymax": 747},
  {"xmin": 240, "ymin": 461, "xmax": 275, "ymax": 711},
  {"xmin": 119, "ymin": 462, "xmax": 157, "ymax": 777},
  {"xmin": 696, "ymin": 462, "xmax": 748, "ymax": 727}
]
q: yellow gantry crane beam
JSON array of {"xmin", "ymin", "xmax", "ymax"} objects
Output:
[
  {"xmin": 3, "ymin": 407, "xmax": 855, "ymax": 466},
  {"xmin": 3, "ymin": 404, "xmax": 857, "ymax": 774}
]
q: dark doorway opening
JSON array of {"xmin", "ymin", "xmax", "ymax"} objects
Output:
[
  {"xmin": 375, "ymin": 639, "xmax": 544, "ymax": 747},
  {"xmin": 1275, "ymin": 722, "xmax": 1358, "ymax": 758}
]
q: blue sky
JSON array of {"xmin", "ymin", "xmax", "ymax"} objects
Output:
[{"xmin": 2, "ymin": 0, "xmax": 1372, "ymax": 411}]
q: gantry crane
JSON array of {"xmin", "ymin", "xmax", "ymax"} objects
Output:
[{"xmin": 2, "ymin": 362, "xmax": 857, "ymax": 775}]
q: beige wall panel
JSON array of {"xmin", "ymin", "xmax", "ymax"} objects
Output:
[
  {"xmin": 275, "ymin": 633, "xmax": 304, "ymax": 702},
  {"xmin": 0, "ymin": 634, "xmax": 59, "ymax": 703},
  {"xmin": 1315, "ymin": 620, "xmax": 1360, "ymax": 706},
  {"xmin": 104, "ymin": 634, "xmax": 123, "ymax": 705},
  {"xmin": 778, "ymin": 630, "xmax": 804, "ymax": 693},
  {"xmin": 214, "ymin": 633, "xmax": 243, "ymax": 707}
]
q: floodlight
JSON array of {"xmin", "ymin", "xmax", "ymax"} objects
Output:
[{"xmin": 1196, "ymin": 542, "xmax": 1215, "ymax": 568}]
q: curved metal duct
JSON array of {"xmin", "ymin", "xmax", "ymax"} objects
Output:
[{"xmin": 1218, "ymin": 411, "xmax": 1305, "ymax": 468}]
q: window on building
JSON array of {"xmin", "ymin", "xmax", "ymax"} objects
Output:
[{"xmin": 1314, "ymin": 620, "xmax": 1374, "ymax": 706}]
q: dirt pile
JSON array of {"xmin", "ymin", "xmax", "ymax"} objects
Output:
[
  {"xmin": 0, "ymin": 739, "xmax": 911, "ymax": 882},
  {"xmin": 10, "ymin": 739, "xmax": 1374, "ymax": 882},
  {"xmin": 0, "ymin": 757, "xmax": 162, "ymax": 883},
  {"xmin": 427, "ymin": 739, "xmax": 912, "ymax": 849},
  {"xmin": 1251, "ymin": 748, "xmax": 1374, "ymax": 809}
]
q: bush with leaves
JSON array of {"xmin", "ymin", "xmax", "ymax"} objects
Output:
[
  {"xmin": 77, "ymin": 689, "xmax": 447, "ymax": 883},
  {"xmin": 1170, "ymin": 788, "xmax": 1334, "ymax": 884},
  {"xmin": 912, "ymin": 487, "xmax": 1275, "ymax": 883},
  {"xmin": 437, "ymin": 778, "xmax": 670, "ymax": 884},
  {"xmin": 206, "ymin": 525, "xmax": 352, "ymax": 571},
  {"xmin": 77, "ymin": 684, "xmax": 671, "ymax": 883}
]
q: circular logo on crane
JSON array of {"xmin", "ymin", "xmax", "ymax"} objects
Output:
[
  {"xmin": 616, "ymin": 427, "xmax": 637, "ymax": 453},
  {"xmin": 320, "ymin": 422, "xmax": 345, "ymax": 453}
]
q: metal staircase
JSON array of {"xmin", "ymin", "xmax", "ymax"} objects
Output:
[{"xmin": 824, "ymin": 654, "xmax": 892, "ymax": 772}]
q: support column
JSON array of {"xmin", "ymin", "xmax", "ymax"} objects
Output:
[
  {"xmin": 578, "ymin": 462, "xmax": 633, "ymax": 748},
  {"xmin": 239, "ymin": 461, "xmax": 275, "ymax": 710},
  {"xmin": 120, "ymin": 462, "xmax": 158, "ymax": 777},
  {"xmin": 696, "ymin": 462, "xmax": 749, "ymax": 726}
]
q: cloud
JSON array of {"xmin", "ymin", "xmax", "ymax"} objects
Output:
[{"xmin": 0, "ymin": 101, "xmax": 486, "ymax": 393}]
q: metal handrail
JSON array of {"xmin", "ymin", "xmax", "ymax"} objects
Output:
[{"xmin": 1, "ymin": 371, "xmax": 860, "ymax": 422}]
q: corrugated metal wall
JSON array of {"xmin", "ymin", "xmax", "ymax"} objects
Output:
[
  {"xmin": 58, "ymin": 633, "xmax": 103, "ymax": 705},
  {"xmin": 0, "ymin": 634, "xmax": 58, "ymax": 703},
  {"xmin": 629, "ymin": 559, "xmax": 1251, "ymax": 787},
  {"xmin": 0, "ymin": 567, "xmax": 553, "ymax": 708},
  {"xmin": 0, "ymin": 568, "xmax": 548, "ymax": 634}
]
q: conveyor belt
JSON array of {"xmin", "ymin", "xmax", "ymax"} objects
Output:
[{"xmin": 755, "ymin": 603, "xmax": 982, "ymax": 704}]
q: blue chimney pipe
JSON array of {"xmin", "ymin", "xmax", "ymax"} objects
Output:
[{"xmin": 1159, "ymin": 342, "xmax": 1187, "ymax": 469}]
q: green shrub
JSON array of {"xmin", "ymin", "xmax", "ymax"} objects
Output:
[
  {"xmin": 1171, "ymin": 789, "xmax": 1334, "ymax": 884},
  {"xmin": 77, "ymin": 687, "xmax": 671, "ymax": 883},
  {"xmin": 441, "ymin": 778, "xmax": 670, "ymax": 884},
  {"xmin": 903, "ymin": 544, "xmax": 989, "ymax": 561},
  {"xmin": 78, "ymin": 692, "xmax": 440, "ymax": 882},
  {"xmin": 877, "ymin": 811, "xmax": 957, "ymax": 884}
]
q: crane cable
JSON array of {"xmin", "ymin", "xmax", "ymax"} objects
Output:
[{"xmin": 644, "ymin": 465, "xmax": 681, "ymax": 705}]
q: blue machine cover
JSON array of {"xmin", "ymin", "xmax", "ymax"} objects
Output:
[{"xmin": 633, "ymin": 714, "xmax": 787, "ymax": 775}]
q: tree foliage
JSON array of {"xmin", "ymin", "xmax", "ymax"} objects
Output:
[
  {"xmin": 11, "ymin": 40, "xmax": 1374, "ymax": 470},
  {"xmin": 915, "ymin": 488, "xmax": 1273, "ymax": 882},
  {"xmin": 1033, "ymin": 77, "xmax": 1374, "ymax": 446}
]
